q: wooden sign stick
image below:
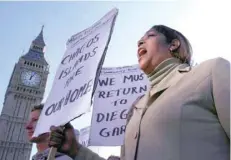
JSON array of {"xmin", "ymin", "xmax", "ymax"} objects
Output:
[
  {"xmin": 47, "ymin": 147, "xmax": 57, "ymax": 160},
  {"xmin": 47, "ymin": 125, "xmax": 65, "ymax": 160}
]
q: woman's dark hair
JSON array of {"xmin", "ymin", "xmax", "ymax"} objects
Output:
[
  {"xmin": 31, "ymin": 103, "xmax": 44, "ymax": 112},
  {"xmin": 152, "ymin": 25, "xmax": 193, "ymax": 65}
]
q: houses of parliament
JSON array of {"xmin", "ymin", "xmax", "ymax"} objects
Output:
[{"xmin": 0, "ymin": 27, "xmax": 49, "ymax": 160}]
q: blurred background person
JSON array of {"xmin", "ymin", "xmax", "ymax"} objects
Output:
[{"xmin": 26, "ymin": 104, "xmax": 72, "ymax": 160}]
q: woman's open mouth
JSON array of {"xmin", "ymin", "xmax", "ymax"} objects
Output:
[{"xmin": 138, "ymin": 47, "xmax": 147, "ymax": 61}]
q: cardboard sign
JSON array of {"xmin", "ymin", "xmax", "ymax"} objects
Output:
[
  {"xmin": 79, "ymin": 126, "xmax": 90, "ymax": 147},
  {"xmin": 33, "ymin": 8, "xmax": 119, "ymax": 137},
  {"xmin": 89, "ymin": 65, "xmax": 149, "ymax": 146}
]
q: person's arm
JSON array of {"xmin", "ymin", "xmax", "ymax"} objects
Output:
[
  {"xmin": 49, "ymin": 123, "xmax": 106, "ymax": 160},
  {"xmin": 74, "ymin": 144, "xmax": 106, "ymax": 160},
  {"xmin": 212, "ymin": 57, "xmax": 230, "ymax": 138}
]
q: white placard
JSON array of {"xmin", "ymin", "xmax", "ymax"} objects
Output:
[
  {"xmin": 79, "ymin": 126, "xmax": 90, "ymax": 147},
  {"xmin": 89, "ymin": 65, "xmax": 149, "ymax": 146},
  {"xmin": 33, "ymin": 8, "xmax": 119, "ymax": 137}
]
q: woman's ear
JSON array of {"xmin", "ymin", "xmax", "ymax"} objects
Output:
[{"xmin": 169, "ymin": 39, "xmax": 181, "ymax": 52}]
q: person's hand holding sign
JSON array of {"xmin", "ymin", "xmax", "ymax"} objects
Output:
[{"xmin": 49, "ymin": 123, "xmax": 79, "ymax": 159}]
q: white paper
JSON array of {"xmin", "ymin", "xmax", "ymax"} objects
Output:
[
  {"xmin": 33, "ymin": 8, "xmax": 118, "ymax": 137},
  {"xmin": 79, "ymin": 126, "xmax": 90, "ymax": 147},
  {"xmin": 89, "ymin": 65, "xmax": 149, "ymax": 146}
]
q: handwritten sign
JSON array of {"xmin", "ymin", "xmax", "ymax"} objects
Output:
[
  {"xmin": 33, "ymin": 8, "xmax": 119, "ymax": 137},
  {"xmin": 74, "ymin": 129, "xmax": 80, "ymax": 140},
  {"xmin": 79, "ymin": 126, "xmax": 90, "ymax": 147},
  {"xmin": 89, "ymin": 65, "xmax": 149, "ymax": 146}
]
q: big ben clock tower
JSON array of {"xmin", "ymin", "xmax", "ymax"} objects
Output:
[{"xmin": 0, "ymin": 26, "xmax": 49, "ymax": 160}]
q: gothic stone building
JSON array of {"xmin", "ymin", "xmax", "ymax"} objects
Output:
[{"xmin": 0, "ymin": 27, "xmax": 49, "ymax": 160}]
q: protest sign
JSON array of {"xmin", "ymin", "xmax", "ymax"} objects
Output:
[
  {"xmin": 79, "ymin": 126, "xmax": 91, "ymax": 147},
  {"xmin": 33, "ymin": 8, "xmax": 119, "ymax": 137},
  {"xmin": 74, "ymin": 129, "xmax": 80, "ymax": 140},
  {"xmin": 89, "ymin": 65, "xmax": 149, "ymax": 146}
]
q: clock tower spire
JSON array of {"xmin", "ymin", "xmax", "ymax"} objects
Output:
[
  {"xmin": 31, "ymin": 25, "xmax": 46, "ymax": 53},
  {"xmin": 0, "ymin": 27, "xmax": 49, "ymax": 160}
]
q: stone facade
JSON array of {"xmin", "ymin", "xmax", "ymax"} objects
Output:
[{"xmin": 0, "ymin": 27, "xmax": 49, "ymax": 160}]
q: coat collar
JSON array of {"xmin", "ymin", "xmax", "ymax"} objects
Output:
[
  {"xmin": 149, "ymin": 64, "xmax": 191, "ymax": 97},
  {"xmin": 135, "ymin": 64, "xmax": 191, "ymax": 109}
]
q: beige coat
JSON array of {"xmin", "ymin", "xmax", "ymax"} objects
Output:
[
  {"xmin": 124, "ymin": 57, "xmax": 230, "ymax": 160},
  {"xmin": 75, "ymin": 57, "xmax": 230, "ymax": 160}
]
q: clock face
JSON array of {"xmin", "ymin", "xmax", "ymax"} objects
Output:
[{"xmin": 21, "ymin": 70, "xmax": 41, "ymax": 87}]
